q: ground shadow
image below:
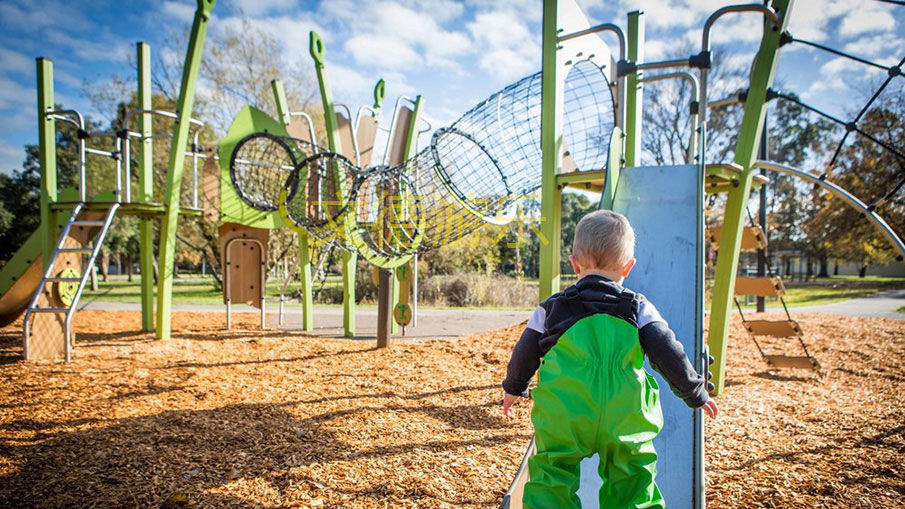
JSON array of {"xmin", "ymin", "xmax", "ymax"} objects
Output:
[{"xmin": 0, "ymin": 389, "xmax": 516, "ymax": 507}]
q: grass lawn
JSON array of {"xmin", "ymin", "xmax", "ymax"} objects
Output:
[
  {"xmin": 735, "ymin": 275, "xmax": 905, "ymax": 309},
  {"xmin": 84, "ymin": 273, "xmax": 904, "ymax": 310}
]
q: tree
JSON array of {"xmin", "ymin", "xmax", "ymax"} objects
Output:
[{"xmin": 804, "ymin": 91, "xmax": 905, "ymax": 276}]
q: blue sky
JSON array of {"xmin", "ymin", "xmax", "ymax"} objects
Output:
[{"xmin": 0, "ymin": 0, "xmax": 903, "ymax": 173}]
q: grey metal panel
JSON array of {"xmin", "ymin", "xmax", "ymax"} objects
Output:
[{"xmin": 574, "ymin": 164, "xmax": 700, "ymax": 507}]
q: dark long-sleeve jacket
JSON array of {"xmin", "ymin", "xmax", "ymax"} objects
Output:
[{"xmin": 502, "ymin": 274, "xmax": 708, "ymax": 408}]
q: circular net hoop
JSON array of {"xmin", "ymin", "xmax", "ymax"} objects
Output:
[
  {"xmin": 350, "ymin": 165, "xmax": 423, "ymax": 257},
  {"xmin": 230, "ymin": 133, "xmax": 315, "ymax": 211},
  {"xmin": 282, "ymin": 152, "xmax": 361, "ymax": 242}
]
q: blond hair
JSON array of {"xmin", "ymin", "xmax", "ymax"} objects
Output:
[{"xmin": 572, "ymin": 210, "xmax": 635, "ymax": 271}]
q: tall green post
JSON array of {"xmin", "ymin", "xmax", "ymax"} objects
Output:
[
  {"xmin": 271, "ymin": 79, "xmax": 314, "ymax": 332},
  {"xmin": 156, "ymin": 0, "xmax": 215, "ymax": 339},
  {"xmin": 624, "ymin": 11, "xmax": 644, "ymax": 167},
  {"xmin": 137, "ymin": 42, "xmax": 155, "ymax": 331},
  {"xmin": 310, "ymin": 31, "xmax": 356, "ymax": 337},
  {"xmin": 36, "ymin": 58, "xmax": 57, "ymax": 271},
  {"xmin": 708, "ymin": 0, "xmax": 793, "ymax": 394},
  {"xmin": 538, "ymin": 0, "xmax": 564, "ymax": 301}
]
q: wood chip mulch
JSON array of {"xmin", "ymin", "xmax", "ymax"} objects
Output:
[{"xmin": 0, "ymin": 310, "xmax": 902, "ymax": 508}]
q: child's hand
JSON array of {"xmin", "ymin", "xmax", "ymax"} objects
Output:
[
  {"xmin": 700, "ymin": 398, "xmax": 718, "ymax": 418},
  {"xmin": 503, "ymin": 393, "xmax": 522, "ymax": 419}
]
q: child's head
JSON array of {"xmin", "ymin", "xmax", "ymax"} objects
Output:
[{"xmin": 570, "ymin": 210, "xmax": 636, "ymax": 280}]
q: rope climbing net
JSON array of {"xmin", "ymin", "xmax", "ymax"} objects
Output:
[{"xmin": 771, "ymin": 26, "xmax": 904, "ymax": 212}]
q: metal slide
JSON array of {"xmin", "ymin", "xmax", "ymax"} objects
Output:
[
  {"xmin": 0, "ymin": 229, "xmax": 45, "ymax": 328},
  {"xmin": 501, "ymin": 165, "xmax": 705, "ymax": 508}
]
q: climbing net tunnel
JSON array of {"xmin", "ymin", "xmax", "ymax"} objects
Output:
[{"xmin": 230, "ymin": 59, "xmax": 615, "ymax": 264}]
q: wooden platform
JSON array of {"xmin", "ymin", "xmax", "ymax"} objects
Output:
[
  {"xmin": 734, "ymin": 276, "xmax": 785, "ymax": 297},
  {"xmin": 555, "ymin": 169, "xmax": 606, "ymax": 192},
  {"xmin": 705, "ymin": 163, "xmax": 770, "ymax": 194},
  {"xmin": 744, "ymin": 319, "xmax": 802, "ymax": 338},
  {"xmin": 707, "ymin": 225, "xmax": 768, "ymax": 252}
]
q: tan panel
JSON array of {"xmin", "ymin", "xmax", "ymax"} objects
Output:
[
  {"xmin": 27, "ymin": 213, "xmax": 104, "ymax": 361},
  {"xmin": 201, "ymin": 156, "xmax": 220, "ymax": 222},
  {"xmin": 561, "ymin": 142, "xmax": 578, "ymax": 174},
  {"xmin": 734, "ymin": 276, "xmax": 785, "ymax": 297},
  {"xmin": 395, "ymin": 262, "xmax": 412, "ymax": 304},
  {"xmin": 764, "ymin": 355, "xmax": 819, "ymax": 370},
  {"xmin": 286, "ymin": 117, "xmax": 313, "ymax": 144},
  {"xmin": 335, "ymin": 112, "xmax": 356, "ymax": 162},
  {"xmin": 707, "ymin": 225, "xmax": 767, "ymax": 252},
  {"xmin": 744, "ymin": 319, "xmax": 802, "ymax": 338},
  {"xmin": 219, "ymin": 223, "xmax": 269, "ymax": 308},
  {"xmin": 386, "ymin": 106, "xmax": 414, "ymax": 166},
  {"xmin": 356, "ymin": 115, "xmax": 380, "ymax": 167}
]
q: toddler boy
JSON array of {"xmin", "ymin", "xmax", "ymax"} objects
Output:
[{"xmin": 502, "ymin": 210, "xmax": 717, "ymax": 508}]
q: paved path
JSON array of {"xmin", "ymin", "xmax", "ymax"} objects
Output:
[
  {"xmin": 781, "ymin": 289, "xmax": 905, "ymax": 320},
  {"xmin": 80, "ymin": 288, "xmax": 904, "ymax": 340},
  {"xmin": 79, "ymin": 301, "xmax": 529, "ymax": 340}
]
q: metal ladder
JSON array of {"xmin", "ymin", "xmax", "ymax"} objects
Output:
[{"xmin": 23, "ymin": 202, "xmax": 120, "ymax": 362}]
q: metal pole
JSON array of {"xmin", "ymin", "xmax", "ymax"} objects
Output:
[
  {"xmin": 757, "ymin": 121, "xmax": 768, "ymax": 312},
  {"xmin": 376, "ymin": 269, "xmax": 392, "ymax": 348}
]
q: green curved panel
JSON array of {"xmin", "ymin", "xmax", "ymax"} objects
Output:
[{"xmin": 219, "ymin": 105, "xmax": 291, "ymax": 229}]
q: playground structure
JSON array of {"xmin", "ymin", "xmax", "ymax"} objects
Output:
[{"xmin": 0, "ymin": 0, "xmax": 903, "ymax": 506}]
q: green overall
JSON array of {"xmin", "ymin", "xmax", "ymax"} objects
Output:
[{"xmin": 524, "ymin": 313, "xmax": 665, "ymax": 509}]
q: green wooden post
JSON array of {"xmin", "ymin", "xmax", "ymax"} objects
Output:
[
  {"xmin": 538, "ymin": 0, "xmax": 563, "ymax": 301},
  {"xmin": 271, "ymin": 79, "xmax": 313, "ymax": 331},
  {"xmin": 156, "ymin": 0, "xmax": 215, "ymax": 339},
  {"xmin": 624, "ymin": 11, "xmax": 644, "ymax": 167},
  {"xmin": 310, "ymin": 31, "xmax": 356, "ymax": 337},
  {"xmin": 708, "ymin": 0, "xmax": 793, "ymax": 394},
  {"xmin": 36, "ymin": 58, "xmax": 57, "ymax": 271},
  {"xmin": 137, "ymin": 42, "xmax": 155, "ymax": 331}
]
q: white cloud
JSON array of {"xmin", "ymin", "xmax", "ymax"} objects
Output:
[
  {"xmin": 161, "ymin": 1, "xmax": 195, "ymax": 23},
  {"xmin": 0, "ymin": 77, "xmax": 33, "ymax": 110},
  {"xmin": 345, "ymin": 34, "xmax": 422, "ymax": 71},
  {"xmin": 843, "ymin": 33, "xmax": 905, "ymax": 61},
  {"xmin": 0, "ymin": 47, "xmax": 32, "ymax": 77},
  {"xmin": 227, "ymin": 0, "xmax": 296, "ymax": 16},
  {"xmin": 0, "ymin": 139, "xmax": 25, "ymax": 173},
  {"xmin": 42, "ymin": 31, "xmax": 130, "ymax": 64},
  {"xmin": 839, "ymin": 4, "xmax": 896, "ymax": 36},
  {"xmin": 468, "ymin": 10, "xmax": 539, "ymax": 81}
]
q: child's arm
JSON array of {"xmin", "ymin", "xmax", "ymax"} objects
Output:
[
  {"xmin": 637, "ymin": 299, "xmax": 711, "ymax": 410},
  {"xmin": 502, "ymin": 306, "xmax": 546, "ymax": 402}
]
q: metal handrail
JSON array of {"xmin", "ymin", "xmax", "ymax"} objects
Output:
[
  {"xmin": 702, "ymin": 4, "xmax": 780, "ymax": 52},
  {"xmin": 383, "ymin": 95, "xmax": 416, "ymax": 165},
  {"xmin": 558, "ymin": 22, "xmax": 626, "ymax": 62},
  {"xmin": 754, "ymin": 160, "xmax": 905, "ymax": 259},
  {"xmin": 334, "ymin": 102, "xmax": 361, "ymax": 165},
  {"xmin": 638, "ymin": 71, "xmax": 701, "ymax": 164},
  {"xmin": 289, "ymin": 110, "xmax": 319, "ymax": 149},
  {"xmin": 46, "ymin": 110, "xmax": 87, "ymax": 202}
]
